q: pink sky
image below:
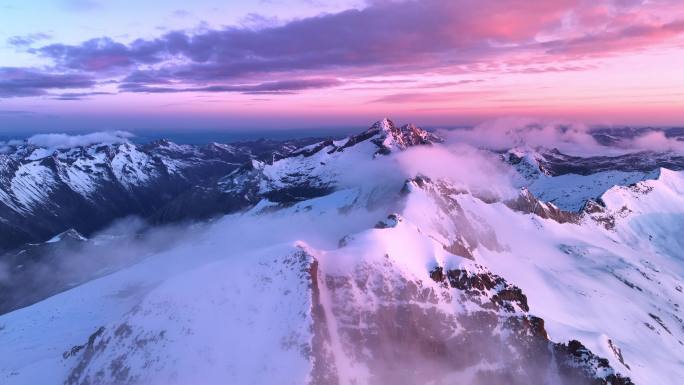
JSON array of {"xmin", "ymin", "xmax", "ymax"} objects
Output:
[{"xmin": 1, "ymin": 0, "xmax": 684, "ymax": 129}]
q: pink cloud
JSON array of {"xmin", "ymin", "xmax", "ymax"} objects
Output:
[
  {"xmin": 11, "ymin": 0, "xmax": 684, "ymax": 96},
  {"xmin": 544, "ymin": 19, "xmax": 684, "ymax": 56},
  {"xmin": 3, "ymin": 0, "xmax": 684, "ymax": 125}
]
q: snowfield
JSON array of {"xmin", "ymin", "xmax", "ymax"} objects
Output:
[{"xmin": 1, "ymin": 120, "xmax": 682, "ymax": 385}]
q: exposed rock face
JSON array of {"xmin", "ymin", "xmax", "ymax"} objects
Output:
[
  {"xmin": 307, "ymin": 252, "xmax": 634, "ymax": 385},
  {"xmin": 506, "ymin": 188, "xmax": 581, "ymax": 224},
  {"xmin": 430, "ymin": 266, "xmax": 633, "ymax": 385},
  {"xmin": 582, "ymin": 199, "xmax": 616, "ymax": 229},
  {"xmin": 308, "ymin": 258, "xmax": 340, "ymax": 385},
  {"xmin": 365, "ymin": 118, "xmax": 442, "ymax": 155},
  {"xmin": 374, "ymin": 214, "xmax": 401, "ymax": 229},
  {"xmin": 436, "ymin": 266, "xmax": 530, "ymax": 312},
  {"xmin": 54, "ymin": 240, "xmax": 635, "ymax": 385}
]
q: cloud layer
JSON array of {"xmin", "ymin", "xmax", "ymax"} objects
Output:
[
  {"xmin": 442, "ymin": 117, "xmax": 684, "ymax": 155},
  {"xmin": 0, "ymin": 67, "xmax": 95, "ymax": 97},
  {"xmin": 2, "ymin": 0, "xmax": 684, "ymax": 99},
  {"xmin": 26, "ymin": 131, "xmax": 133, "ymax": 149}
]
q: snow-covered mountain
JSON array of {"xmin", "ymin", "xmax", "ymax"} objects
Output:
[
  {"xmin": 1, "ymin": 119, "xmax": 683, "ymax": 385},
  {"xmin": 505, "ymin": 147, "xmax": 684, "ymax": 211},
  {"xmin": 0, "ymin": 136, "xmax": 322, "ymax": 251}
]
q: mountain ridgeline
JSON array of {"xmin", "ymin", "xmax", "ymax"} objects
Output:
[{"xmin": 0, "ymin": 137, "xmax": 324, "ymax": 251}]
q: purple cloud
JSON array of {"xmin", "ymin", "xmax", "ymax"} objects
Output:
[
  {"xmin": 36, "ymin": 37, "xmax": 162, "ymax": 72},
  {"xmin": 542, "ymin": 19, "xmax": 684, "ymax": 56},
  {"xmin": 0, "ymin": 67, "xmax": 96, "ymax": 98},
  {"xmin": 51, "ymin": 91, "xmax": 114, "ymax": 100},
  {"xmin": 7, "ymin": 0, "xmax": 684, "ymax": 98},
  {"xmin": 372, "ymin": 90, "xmax": 496, "ymax": 104},
  {"xmin": 35, "ymin": 0, "xmax": 577, "ymax": 80},
  {"xmin": 7, "ymin": 33, "xmax": 51, "ymax": 48},
  {"xmin": 119, "ymin": 78, "xmax": 342, "ymax": 94}
]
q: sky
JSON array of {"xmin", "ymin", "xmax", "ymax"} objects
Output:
[{"xmin": 1, "ymin": 0, "xmax": 684, "ymax": 133}]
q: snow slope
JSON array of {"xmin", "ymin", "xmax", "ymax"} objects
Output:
[{"xmin": 527, "ymin": 170, "xmax": 660, "ymax": 212}]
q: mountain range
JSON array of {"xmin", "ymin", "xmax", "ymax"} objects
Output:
[{"xmin": 1, "ymin": 119, "xmax": 683, "ymax": 385}]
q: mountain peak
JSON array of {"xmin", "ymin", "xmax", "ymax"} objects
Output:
[
  {"xmin": 365, "ymin": 118, "xmax": 442, "ymax": 154},
  {"xmin": 367, "ymin": 117, "xmax": 397, "ymax": 134},
  {"xmin": 46, "ymin": 228, "xmax": 87, "ymax": 244}
]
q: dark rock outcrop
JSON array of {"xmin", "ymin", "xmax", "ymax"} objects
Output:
[{"xmin": 506, "ymin": 188, "xmax": 581, "ymax": 224}]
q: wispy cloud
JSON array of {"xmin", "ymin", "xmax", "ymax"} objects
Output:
[
  {"xmin": 372, "ymin": 90, "xmax": 495, "ymax": 104},
  {"xmin": 7, "ymin": 33, "xmax": 51, "ymax": 48},
  {"xmin": 172, "ymin": 9, "xmax": 191, "ymax": 18},
  {"xmin": 51, "ymin": 91, "xmax": 114, "ymax": 100},
  {"xmin": 0, "ymin": 109, "xmax": 35, "ymax": 115},
  {"xmin": 119, "ymin": 78, "xmax": 343, "ymax": 94}
]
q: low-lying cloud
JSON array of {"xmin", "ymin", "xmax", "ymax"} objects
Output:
[
  {"xmin": 628, "ymin": 131, "xmax": 684, "ymax": 153},
  {"xmin": 396, "ymin": 143, "xmax": 518, "ymax": 199},
  {"xmin": 0, "ymin": 216, "xmax": 204, "ymax": 313},
  {"xmin": 0, "ymin": 139, "xmax": 24, "ymax": 153},
  {"xmin": 442, "ymin": 117, "xmax": 684, "ymax": 156},
  {"xmin": 334, "ymin": 135, "xmax": 518, "ymax": 204},
  {"xmin": 26, "ymin": 130, "xmax": 134, "ymax": 149}
]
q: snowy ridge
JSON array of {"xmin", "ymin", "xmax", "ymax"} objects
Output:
[
  {"xmin": 218, "ymin": 119, "xmax": 441, "ymax": 205},
  {"xmin": 506, "ymin": 146, "xmax": 681, "ymax": 212}
]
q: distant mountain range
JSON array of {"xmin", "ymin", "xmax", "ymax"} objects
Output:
[{"xmin": 0, "ymin": 137, "xmax": 323, "ymax": 251}]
